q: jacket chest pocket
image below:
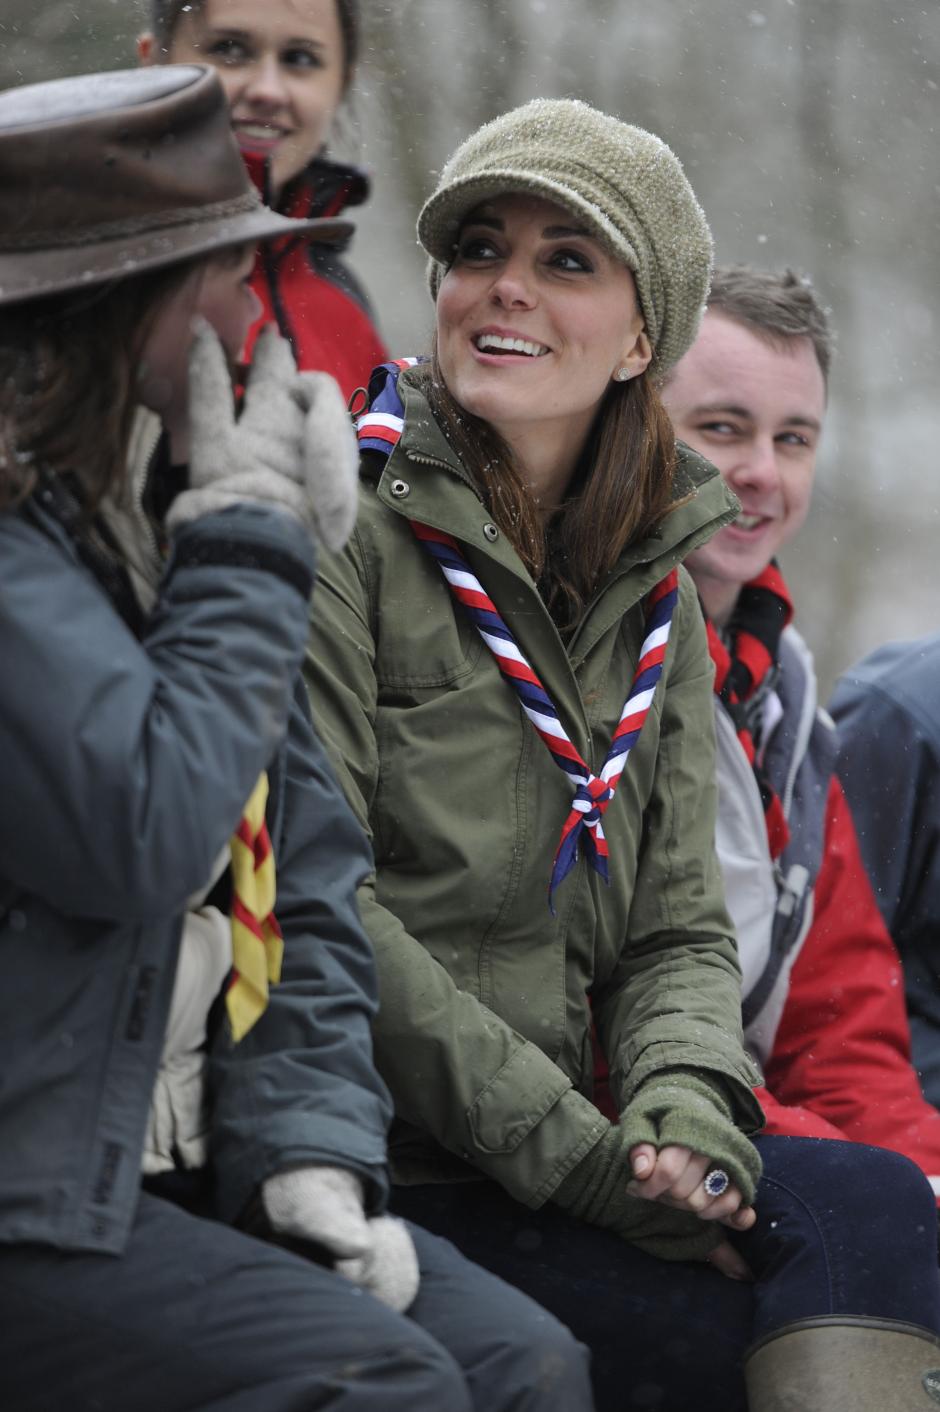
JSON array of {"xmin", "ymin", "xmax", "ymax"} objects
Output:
[{"xmin": 374, "ymin": 579, "xmax": 485, "ymax": 693}]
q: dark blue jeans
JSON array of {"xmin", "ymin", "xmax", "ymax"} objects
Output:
[
  {"xmin": 0, "ymin": 1189, "xmax": 592, "ymax": 1412},
  {"xmin": 391, "ymin": 1136, "xmax": 940, "ymax": 1412}
]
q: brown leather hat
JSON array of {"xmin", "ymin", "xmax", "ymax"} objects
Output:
[{"xmin": 0, "ymin": 64, "xmax": 353, "ymax": 307}]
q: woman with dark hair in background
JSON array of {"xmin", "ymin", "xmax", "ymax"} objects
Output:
[
  {"xmin": 302, "ymin": 97, "xmax": 940, "ymax": 1411},
  {"xmin": 140, "ymin": 0, "xmax": 387, "ymax": 400},
  {"xmin": 0, "ymin": 64, "xmax": 591, "ymax": 1412}
]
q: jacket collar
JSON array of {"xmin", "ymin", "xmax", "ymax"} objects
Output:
[
  {"xmin": 370, "ymin": 370, "xmax": 739, "ymax": 736},
  {"xmin": 366, "ymin": 369, "xmax": 739, "ymax": 756},
  {"xmin": 384, "ymin": 366, "xmax": 739, "ymax": 582},
  {"xmin": 396, "ymin": 368, "xmax": 478, "ymax": 490},
  {"xmin": 242, "ymin": 149, "xmax": 370, "ymax": 221}
]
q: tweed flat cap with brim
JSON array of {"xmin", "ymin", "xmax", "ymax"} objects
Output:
[
  {"xmin": 418, "ymin": 98, "xmax": 713, "ymax": 373},
  {"xmin": 0, "ymin": 65, "xmax": 352, "ymax": 307}
]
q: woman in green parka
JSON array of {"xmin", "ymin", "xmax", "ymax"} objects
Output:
[{"xmin": 304, "ymin": 99, "xmax": 940, "ymax": 1412}]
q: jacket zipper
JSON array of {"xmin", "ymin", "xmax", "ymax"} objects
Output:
[
  {"xmin": 132, "ymin": 435, "xmax": 162, "ymax": 565},
  {"xmin": 403, "ymin": 448, "xmax": 484, "ymax": 499},
  {"xmin": 780, "ymin": 639, "xmax": 818, "ymax": 820},
  {"xmin": 773, "ymin": 860, "xmax": 810, "ymax": 918}
]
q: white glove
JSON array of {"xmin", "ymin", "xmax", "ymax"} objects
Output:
[
  {"xmin": 167, "ymin": 323, "xmax": 359, "ymax": 552},
  {"xmin": 262, "ymin": 1165, "xmax": 371, "ymax": 1260},
  {"xmin": 336, "ymin": 1216, "xmax": 421, "ymax": 1314},
  {"xmin": 262, "ymin": 1166, "xmax": 421, "ymax": 1312}
]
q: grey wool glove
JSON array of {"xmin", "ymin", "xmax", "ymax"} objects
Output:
[
  {"xmin": 262, "ymin": 1165, "xmax": 371, "ymax": 1259},
  {"xmin": 617, "ymin": 1069, "xmax": 763, "ymax": 1207},
  {"xmin": 166, "ymin": 322, "xmax": 359, "ymax": 552},
  {"xmin": 336, "ymin": 1215, "xmax": 421, "ymax": 1314},
  {"xmin": 553, "ymin": 1125, "xmax": 722, "ymax": 1262},
  {"xmin": 262, "ymin": 1166, "xmax": 420, "ymax": 1313}
]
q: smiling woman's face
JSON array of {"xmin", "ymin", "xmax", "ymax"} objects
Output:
[
  {"xmin": 435, "ymin": 193, "xmax": 650, "ymax": 455},
  {"xmin": 161, "ymin": 0, "xmax": 346, "ymax": 201}
]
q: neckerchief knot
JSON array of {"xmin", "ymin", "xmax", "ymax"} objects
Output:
[{"xmin": 573, "ymin": 776, "xmax": 613, "ymax": 825}]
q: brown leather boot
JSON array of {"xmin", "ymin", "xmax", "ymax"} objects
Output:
[{"xmin": 744, "ymin": 1317, "xmax": 940, "ymax": 1410}]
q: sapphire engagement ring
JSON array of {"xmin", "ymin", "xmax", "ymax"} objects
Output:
[{"xmin": 703, "ymin": 1168, "xmax": 731, "ymax": 1198}]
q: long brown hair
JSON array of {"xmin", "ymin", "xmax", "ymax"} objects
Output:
[
  {"xmin": 0, "ymin": 261, "xmax": 199, "ymax": 516},
  {"xmin": 416, "ymin": 355, "xmax": 679, "ymax": 631}
]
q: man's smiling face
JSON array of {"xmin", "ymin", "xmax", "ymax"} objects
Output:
[{"xmin": 662, "ymin": 309, "xmax": 827, "ymax": 624}]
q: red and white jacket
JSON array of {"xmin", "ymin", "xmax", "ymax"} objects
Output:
[
  {"xmin": 718, "ymin": 624, "xmax": 940, "ymax": 1193},
  {"xmin": 596, "ymin": 623, "xmax": 940, "ymax": 1198},
  {"xmin": 243, "ymin": 151, "xmax": 387, "ymax": 402}
]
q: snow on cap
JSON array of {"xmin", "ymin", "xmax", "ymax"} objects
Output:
[{"xmin": 418, "ymin": 98, "xmax": 714, "ymax": 373}]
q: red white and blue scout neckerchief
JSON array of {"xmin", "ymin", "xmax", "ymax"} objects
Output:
[{"xmin": 358, "ymin": 361, "xmax": 679, "ymax": 909}]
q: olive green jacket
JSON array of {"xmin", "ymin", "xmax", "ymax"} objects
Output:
[{"xmin": 304, "ymin": 369, "xmax": 763, "ymax": 1208}]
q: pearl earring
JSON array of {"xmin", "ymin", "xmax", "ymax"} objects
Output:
[{"xmin": 614, "ymin": 367, "xmax": 631, "ymax": 382}]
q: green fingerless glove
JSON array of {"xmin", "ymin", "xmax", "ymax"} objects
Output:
[
  {"xmin": 552, "ymin": 1126, "xmax": 721, "ymax": 1262},
  {"xmin": 618, "ymin": 1069, "xmax": 763, "ymax": 1206}
]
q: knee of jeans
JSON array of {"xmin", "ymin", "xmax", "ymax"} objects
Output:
[
  {"xmin": 485, "ymin": 1311, "xmax": 592, "ymax": 1407},
  {"xmin": 833, "ymin": 1143, "xmax": 935, "ymax": 1223},
  {"xmin": 383, "ymin": 1339, "xmax": 474, "ymax": 1412},
  {"xmin": 767, "ymin": 1139, "xmax": 937, "ymax": 1239}
]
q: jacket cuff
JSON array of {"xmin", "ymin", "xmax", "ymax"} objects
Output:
[
  {"xmin": 167, "ymin": 505, "xmax": 317, "ymax": 601},
  {"xmin": 212, "ymin": 1112, "xmax": 389, "ymax": 1225},
  {"xmin": 615, "ymin": 1019, "xmax": 765, "ymax": 1136}
]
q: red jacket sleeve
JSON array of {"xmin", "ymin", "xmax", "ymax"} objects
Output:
[
  {"xmin": 753, "ymin": 1084, "xmax": 847, "ymax": 1140},
  {"xmin": 764, "ymin": 776, "xmax": 940, "ymax": 1195}
]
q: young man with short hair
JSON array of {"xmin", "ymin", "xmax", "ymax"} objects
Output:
[{"xmin": 660, "ymin": 266, "xmax": 940, "ymax": 1189}]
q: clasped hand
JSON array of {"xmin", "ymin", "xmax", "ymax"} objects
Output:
[{"xmin": 627, "ymin": 1142, "xmax": 755, "ymax": 1280}]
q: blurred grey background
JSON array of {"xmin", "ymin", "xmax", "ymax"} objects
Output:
[{"xmin": 3, "ymin": 0, "xmax": 937, "ymax": 695}]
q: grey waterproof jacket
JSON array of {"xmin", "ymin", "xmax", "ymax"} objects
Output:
[
  {"xmin": 831, "ymin": 634, "xmax": 940, "ymax": 1107},
  {"xmin": 0, "ymin": 494, "xmax": 391, "ymax": 1255}
]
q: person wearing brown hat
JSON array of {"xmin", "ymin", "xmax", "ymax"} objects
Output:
[
  {"xmin": 301, "ymin": 97, "xmax": 940, "ymax": 1411},
  {"xmin": 0, "ymin": 67, "xmax": 594, "ymax": 1412}
]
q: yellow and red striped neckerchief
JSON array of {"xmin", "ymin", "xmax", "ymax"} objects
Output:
[{"xmin": 227, "ymin": 773, "xmax": 283, "ymax": 1042}]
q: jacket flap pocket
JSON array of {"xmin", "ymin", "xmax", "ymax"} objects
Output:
[{"xmin": 467, "ymin": 1042, "xmax": 571, "ymax": 1154}]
